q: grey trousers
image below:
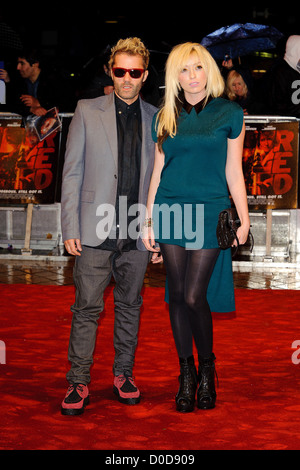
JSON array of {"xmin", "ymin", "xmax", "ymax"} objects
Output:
[{"xmin": 66, "ymin": 245, "xmax": 149, "ymax": 385}]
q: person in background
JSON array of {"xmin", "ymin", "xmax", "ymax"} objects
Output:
[
  {"xmin": 60, "ymin": 37, "xmax": 157, "ymax": 416},
  {"xmin": 142, "ymin": 42, "xmax": 249, "ymax": 413},
  {"xmin": 265, "ymin": 35, "xmax": 300, "ymax": 118},
  {"xmin": 1, "ymin": 48, "xmax": 61, "ymax": 116},
  {"xmin": 220, "ymin": 54, "xmax": 235, "ymax": 79},
  {"xmin": 76, "ymin": 47, "xmax": 114, "ymax": 100},
  {"xmin": 225, "ymin": 67, "xmax": 264, "ymax": 114}
]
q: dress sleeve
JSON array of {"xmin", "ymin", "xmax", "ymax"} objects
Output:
[
  {"xmin": 151, "ymin": 112, "xmax": 159, "ymax": 143},
  {"xmin": 228, "ymin": 103, "xmax": 244, "ymax": 139}
]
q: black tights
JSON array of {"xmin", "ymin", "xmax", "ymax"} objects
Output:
[{"xmin": 159, "ymin": 243, "xmax": 220, "ymax": 359}]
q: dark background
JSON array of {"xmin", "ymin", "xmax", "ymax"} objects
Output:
[
  {"xmin": 0, "ymin": 4, "xmax": 299, "ymax": 111},
  {"xmin": 1, "ymin": 5, "xmax": 297, "ymax": 54}
]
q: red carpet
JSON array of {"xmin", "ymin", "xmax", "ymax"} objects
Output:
[{"xmin": 1, "ymin": 284, "xmax": 300, "ymax": 450}]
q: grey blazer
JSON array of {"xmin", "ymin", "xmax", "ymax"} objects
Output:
[{"xmin": 61, "ymin": 93, "xmax": 157, "ymax": 249}]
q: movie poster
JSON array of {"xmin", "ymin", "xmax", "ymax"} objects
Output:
[
  {"xmin": 243, "ymin": 121, "xmax": 299, "ymax": 210},
  {"xmin": 0, "ymin": 115, "xmax": 61, "ymax": 204}
]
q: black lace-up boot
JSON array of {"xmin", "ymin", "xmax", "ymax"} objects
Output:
[
  {"xmin": 175, "ymin": 356, "xmax": 198, "ymax": 413},
  {"xmin": 197, "ymin": 353, "xmax": 217, "ymax": 410}
]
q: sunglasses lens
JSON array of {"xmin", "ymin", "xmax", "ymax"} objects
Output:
[
  {"xmin": 129, "ymin": 70, "xmax": 143, "ymax": 78},
  {"xmin": 113, "ymin": 68, "xmax": 126, "ymax": 78},
  {"xmin": 113, "ymin": 68, "xmax": 144, "ymax": 79}
]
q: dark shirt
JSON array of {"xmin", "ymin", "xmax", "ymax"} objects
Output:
[
  {"xmin": 3, "ymin": 69, "xmax": 62, "ymax": 115},
  {"xmin": 265, "ymin": 59, "xmax": 300, "ymax": 118},
  {"xmin": 97, "ymin": 94, "xmax": 142, "ymax": 252},
  {"xmin": 25, "ymin": 77, "xmax": 39, "ymax": 98}
]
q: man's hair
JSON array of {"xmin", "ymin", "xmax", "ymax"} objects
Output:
[
  {"xmin": 108, "ymin": 37, "xmax": 150, "ymax": 70},
  {"xmin": 19, "ymin": 48, "xmax": 41, "ymax": 66}
]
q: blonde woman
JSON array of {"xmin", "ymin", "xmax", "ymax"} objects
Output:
[
  {"xmin": 226, "ymin": 67, "xmax": 262, "ymax": 115},
  {"xmin": 226, "ymin": 69, "xmax": 249, "ymax": 100},
  {"xmin": 143, "ymin": 42, "xmax": 250, "ymax": 412}
]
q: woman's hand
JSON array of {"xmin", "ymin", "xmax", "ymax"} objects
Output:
[
  {"xmin": 142, "ymin": 226, "xmax": 163, "ymax": 263},
  {"xmin": 233, "ymin": 223, "xmax": 250, "ymax": 247},
  {"xmin": 151, "ymin": 251, "xmax": 163, "ymax": 264},
  {"xmin": 142, "ymin": 226, "xmax": 158, "ymax": 252}
]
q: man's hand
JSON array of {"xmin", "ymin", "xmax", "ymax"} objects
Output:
[
  {"xmin": 0, "ymin": 69, "xmax": 10, "ymax": 83},
  {"xmin": 20, "ymin": 95, "xmax": 47, "ymax": 116},
  {"xmin": 31, "ymin": 106, "xmax": 47, "ymax": 116},
  {"xmin": 20, "ymin": 94, "xmax": 39, "ymax": 107},
  {"xmin": 64, "ymin": 239, "xmax": 82, "ymax": 256}
]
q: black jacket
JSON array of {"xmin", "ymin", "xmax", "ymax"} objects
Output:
[
  {"xmin": 265, "ymin": 59, "xmax": 300, "ymax": 118},
  {"xmin": 3, "ymin": 69, "xmax": 63, "ymax": 116}
]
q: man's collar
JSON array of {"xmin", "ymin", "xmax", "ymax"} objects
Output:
[{"xmin": 114, "ymin": 93, "xmax": 140, "ymax": 113}]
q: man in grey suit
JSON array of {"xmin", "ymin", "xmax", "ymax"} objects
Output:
[{"xmin": 60, "ymin": 38, "xmax": 158, "ymax": 415}]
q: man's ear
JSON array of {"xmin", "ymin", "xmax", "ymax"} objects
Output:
[{"xmin": 142, "ymin": 70, "xmax": 149, "ymax": 83}]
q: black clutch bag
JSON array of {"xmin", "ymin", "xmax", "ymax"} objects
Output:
[{"xmin": 216, "ymin": 208, "xmax": 254, "ymax": 256}]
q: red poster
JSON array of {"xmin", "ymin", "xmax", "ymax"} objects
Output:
[
  {"xmin": 243, "ymin": 121, "xmax": 299, "ymax": 209},
  {"xmin": 0, "ymin": 115, "xmax": 60, "ymax": 204}
]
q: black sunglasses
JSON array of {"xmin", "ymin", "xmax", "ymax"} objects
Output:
[{"xmin": 112, "ymin": 67, "xmax": 145, "ymax": 79}]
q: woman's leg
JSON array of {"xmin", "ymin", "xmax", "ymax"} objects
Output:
[
  {"xmin": 159, "ymin": 243, "xmax": 197, "ymax": 412},
  {"xmin": 159, "ymin": 243, "xmax": 193, "ymax": 358},
  {"xmin": 184, "ymin": 248, "xmax": 220, "ymax": 410},
  {"xmin": 184, "ymin": 248, "xmax": 220, "ymax": 358},
  {"xmin": 160, "ymin": 243, "xmax": 220, "ymax": 411},
  {"xmin": 159, "ymin": 244, "xmax": 219, "ymax": 359}
]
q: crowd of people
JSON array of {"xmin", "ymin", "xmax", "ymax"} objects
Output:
[
  {"xmin": 0, "ymin": 35, "xmax": 299, "ymax": 119},
  {"xmin": 220, "ymin": 35, "xmax": 300, "ymax": 118}
]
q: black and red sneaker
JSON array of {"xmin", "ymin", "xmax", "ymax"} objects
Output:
[
  {"xmin": 113, "ymin": 373, "xmax": 140, "ymax": 405},
  {"xmin": 61, "ymin": 383, "xmax": 90, "ymax": 415}
]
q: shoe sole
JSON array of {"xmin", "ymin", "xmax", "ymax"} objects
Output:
[
  {"xmin": 197, "ymin": 392, "xmax": 216, "ymax": 410},
  {"xmin": 176, "ymin": 404, "xmax": 195, "ymax": 413},
  {"xmin": 113, "ymin": 386, "xmax": 140, "ymax": 405},
  {"xmin": 61, "ymin": 396, "xmax": 90, "ymax": 416},
  {"xmin": 197, "ymin": 400, "xmax": 216, "ymax": 410},
  {"xmin": 177, "ymin": 407, "xmax": 194, "ymax": 413}
]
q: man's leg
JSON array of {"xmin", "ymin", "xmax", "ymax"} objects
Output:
[
  {"xmin": 112, "ymin": 249, "xmax": 149, "ymax": 403},
  {"xmin": 66, "ymin": 246, "xmax": 113, "ymax": 385},
  {"xmin": 62, "ymin": 246, "xmax": 113, "ymax": 415}
]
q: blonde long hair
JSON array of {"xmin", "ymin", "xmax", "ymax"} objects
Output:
[
  {"xmin": 156, "ymin": 42, "xmax": 225, "ymax": 150},
  {"xmin": 226, "ymin": 70, "xmax": 248, "ymax": 100}
]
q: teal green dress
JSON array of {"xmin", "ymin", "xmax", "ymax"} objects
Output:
[{"xmin": 152, "ymin": 97, "xmax": 244, "ymax": 312}]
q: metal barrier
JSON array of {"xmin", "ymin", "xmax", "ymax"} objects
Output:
[{"xmin": 0, "ymin": 113, "xmax": 299, "ymax": 261}]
